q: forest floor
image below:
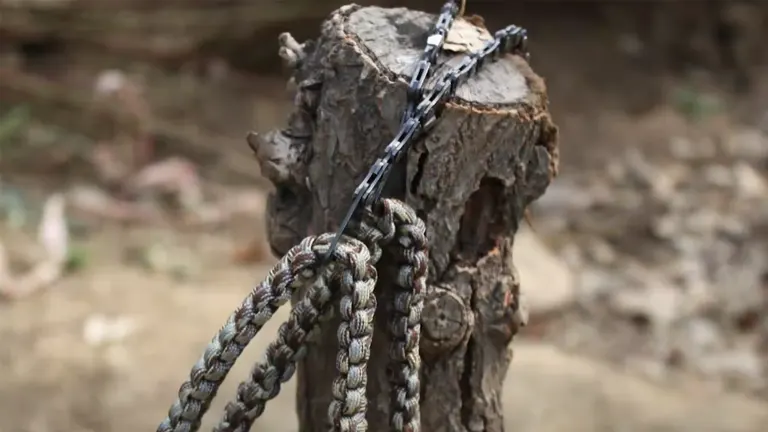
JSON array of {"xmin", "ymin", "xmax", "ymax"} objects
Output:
[{"xmin": 1, "ymin": 4, "xmax": 767, "ymax": 431}]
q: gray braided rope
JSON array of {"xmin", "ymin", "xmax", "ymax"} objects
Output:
[
  {"xmin": 210, "ymin": 199, "xmax": 428, "ymax": 432},
  {"xmin": 327, "ymin": 253, "xmax": 378, "ymax": 432},
  {"xmin": 359, "ymin": 200, "xmax": 427, "ymax": 432},
  {"xmin": 156, "ymin": 199, "xmax": 427, "ymax": 432},
  {"xmin": 214, "ymin": 238, "xmax": 377, "ymax": 432},
  {"xmin": 157, "ymin": 235, "xmax": 370, "ymax": 432}
]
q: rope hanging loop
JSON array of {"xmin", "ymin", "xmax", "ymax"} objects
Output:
[{"xmin": 156, "ymin": 199, "xmax": 428, "ymax": 432}]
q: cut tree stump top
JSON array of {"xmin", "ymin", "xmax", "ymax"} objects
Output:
[{"xmin": 348, "ymin": 6, "xmax": 532, "ymax": 106}]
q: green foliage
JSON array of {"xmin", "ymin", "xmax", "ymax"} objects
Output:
[
  {"xmin": 0, "ymin": 106, "xmax": 31, "ymax": 158},
  {"xmin": 65, "ymin": 245, "xmax": 88, "ymax": 273},
  {"xmin": 671, "ymin": 86, "xmax": 724, "ymax": 122}
]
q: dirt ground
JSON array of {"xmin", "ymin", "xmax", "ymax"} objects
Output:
[{"xmin": 1, "ymin": 2, "xmax": 768, "ymax": 432}]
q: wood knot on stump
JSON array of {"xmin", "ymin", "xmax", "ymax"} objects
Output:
[
  {"xmin": 252, "ymin": 5, "xmax": 559, "ymax": 432},
  {"xmin": 421, "ymin": 287, "xmax": 473, "ymax": 358}
]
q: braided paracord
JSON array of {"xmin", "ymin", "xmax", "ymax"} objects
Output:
[
  {"xmin": 369, "ymin": 200, "xmax": 427, "ymax": 432},
  {"xmin": 157, "ymin": 199, "xmax": 428, "ymax": 432},
  {"xmin": 213, "ymin": 241, "xmax": 377, "ymax": 432},
  {"xmin": 214, "ymin": 199, "xmax": 427, "ymax": 432},
  {"xmin": 350, "ymin": 199, "xmax": 427, "ymax": 432},
  {"xmin": 328, "ymin": 199, "xmax": 428, "ymax": 432},
  {"xmin": 156, "ymin": 234, "xmax": 376, "ymax": 432},
  {"xmin": 326, "ymin": 253, "xmax": 378, "ymax": 432}
]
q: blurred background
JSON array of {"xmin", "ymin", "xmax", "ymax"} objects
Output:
[{"xmin": 1, "ymin": 1, "xmax": 767, "ymax": 431}]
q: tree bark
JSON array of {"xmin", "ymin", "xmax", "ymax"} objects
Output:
[{"xmin": 250, "ymin": 5, "xmax": 558, "ymax": 432}]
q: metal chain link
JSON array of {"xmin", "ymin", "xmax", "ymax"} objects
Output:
[
  {"xmin": 156, "ymin": 199, "xmax": 428, "ymax": 432},
  {"xmin": 401, "ymin": 0, "xmax": 461, "ymax": 124},
  {"xmin": 327, "ymin": 0, "xmax": 530, "ymax": 260}
]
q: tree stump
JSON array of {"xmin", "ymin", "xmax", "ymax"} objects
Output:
[{"xmin": 249, "ymin": 5, "xmax": 558, "ymax": 432}]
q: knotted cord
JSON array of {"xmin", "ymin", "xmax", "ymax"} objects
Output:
[{"xmin": 157, "ymin": 200, "xmax": 427, "ymax": 432}]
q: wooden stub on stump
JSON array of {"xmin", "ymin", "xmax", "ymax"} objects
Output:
[{"xmin": 249, "ymin": 5, "xmax": 558, "ymax": 432}]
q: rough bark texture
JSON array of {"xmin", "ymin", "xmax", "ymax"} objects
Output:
[{"xmin": 250, "ymin": 5, "xmax": 558, "ymax": 432}]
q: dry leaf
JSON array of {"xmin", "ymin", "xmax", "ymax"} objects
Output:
[{"xmin": 443, "ymin": 18, "xmax": 493, "ymax": 54}]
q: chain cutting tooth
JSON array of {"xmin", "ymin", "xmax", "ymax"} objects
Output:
[
  {"xmin": 361, "ymin": 159, "xmax": 389, "ymax": 205},
  {"xmin": 407, "ymin": 60, "xmax": 431, "ymax": 102},
  {"xmin": 384, "ymin": 139, "xmax": 404, "ymax": 159},
  {"xmin": 457, "ymin": 56, "xmax": 478, "ymax": 83},
  {"xmin": 481, "ymin": 38, "xmax": 502, "ymax": 60},
  {"xmin": 440, "ymin": 1, "xmax": 457, "ymax": 16},
  {"xmin": 498, "ymin": 27, "xmax": 507, "ymax": 40},
  {"xmin": 353, "ymin": 178, "xmax": 368, "ymax": 196},
  {"xmin": 519, "ymin": 33, "xmax": 530, "ymax": 58}
]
